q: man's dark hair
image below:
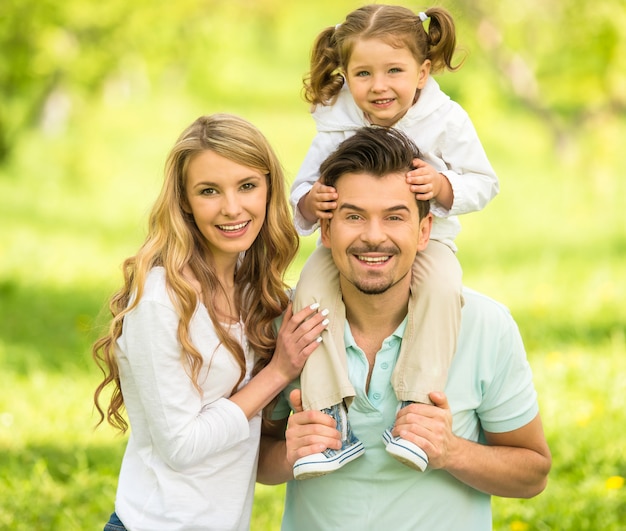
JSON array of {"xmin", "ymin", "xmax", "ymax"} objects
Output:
[{"xmin": 320, "ymin": 127, "xmax": 430, "ymax": 219}]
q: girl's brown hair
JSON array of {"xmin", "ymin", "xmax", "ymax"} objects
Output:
[{"xmin": 304, "ymin": 4, "xmax": 461, "ymax": 106}]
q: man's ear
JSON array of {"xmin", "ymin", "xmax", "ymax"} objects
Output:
[
  {"xmin": 417, "ymin": 213, "xmax": 432, "ymax": 251},
  {"xmin": 320, "ymin": 218, "xmax": 332, "ymax": 248}
]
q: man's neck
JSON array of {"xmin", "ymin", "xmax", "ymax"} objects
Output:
[{"xmin": 341, "ymin": 276, "xmax": 410, "ymax": 359}]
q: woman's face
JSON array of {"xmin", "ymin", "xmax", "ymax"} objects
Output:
[{"xmin": 185, "ymin": 150, "xmax": 268, "ymax": 268}]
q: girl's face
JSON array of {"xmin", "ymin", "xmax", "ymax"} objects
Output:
[
  {"xmin": 345, "ymin": 38, "xmax": 430, "ymax": 127},
  {"xmin": 185, "ymin": 150, "xmax": 268, "ymax": 269}
]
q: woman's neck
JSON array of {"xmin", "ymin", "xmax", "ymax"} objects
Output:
[{"xmin": 184, "ymin": 261, "xmax": 240, "ymax": 323}]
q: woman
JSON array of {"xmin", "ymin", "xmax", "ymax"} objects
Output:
[{"xmin": 93, "ymin": 114, "xmax": 327, "ymax": 531}]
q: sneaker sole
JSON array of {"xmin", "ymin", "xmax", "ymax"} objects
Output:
[
  {"xmin": 382, "ymin": 430, "xmax": 428, "ymax": 472},
  {"xmin": 293, "ymin": 442, "xmax": 365, "ymax": 480}
]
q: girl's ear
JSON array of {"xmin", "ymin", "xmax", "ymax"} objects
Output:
[{"xmin": 417, "ymin": 59, "xmax": 431, "ymax": 89}]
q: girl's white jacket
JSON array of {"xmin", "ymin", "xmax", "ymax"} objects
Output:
[{"xmin": 291, "ymin": 77, "xmax": 499, "ymax": 251}]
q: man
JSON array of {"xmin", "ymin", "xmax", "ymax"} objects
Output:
[{"xmin": 258, "ymin": 127, "xmax": 551, "ymax": 530}]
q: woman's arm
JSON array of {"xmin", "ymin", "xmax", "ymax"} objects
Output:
[
  {"xmin": 229, "ymin": 303, "xmax": 328, "ymax": 419},
  {"xmin": 120, "ymin": 294, "xmax": 326, "ymax": 469}
]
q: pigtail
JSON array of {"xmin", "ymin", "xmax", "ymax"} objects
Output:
[
  {"xmin": 303, "ymin": 26, "xmax": 345, "ymax": 106},
  {"xmin": 423, "ymin": 7, "xmax": 463, "ymax": 73}
]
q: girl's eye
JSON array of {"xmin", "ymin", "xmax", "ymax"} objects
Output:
[
  {"xmin": 389, "ymin": 67, "xmax": 402, "ymax": 74},
  {"xmin": 356, "ymin": 70, "xmax": 370, "ymax": 77}
]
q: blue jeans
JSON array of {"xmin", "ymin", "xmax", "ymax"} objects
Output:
[{"xmin": 103, "ymin": 512, "xmax": 127, "ymax": 531}]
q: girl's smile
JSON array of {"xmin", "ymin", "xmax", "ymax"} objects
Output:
[{"xmin": 345, "ymin": 38, "xmax": 430, "ymax": 127}]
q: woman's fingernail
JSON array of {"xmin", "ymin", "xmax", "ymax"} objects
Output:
[
  {"xmin": 321, "ymin": 308, "xmax": 329, "ymax": 316},
  {"xmin": 316, "ymin": 336, "xmax": 323, "ymax": 343},
  {"xmin": 322, "ymin": 318, "xmax": 330, "ymax": 326},
  {"xmin": 310, "ymin": 302, "xmax": 320, "ymax": 310}
]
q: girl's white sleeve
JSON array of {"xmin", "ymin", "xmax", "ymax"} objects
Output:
[
  {"xmin": 120, "ymin": 298, "xmax": 250, "ymax": 471},
  {"xmin": 432, "ymin": 112, "xmax": 499, "ymax": 218},
  {"xmin": 290, "ymin": 132, "xmax": 340, "ymax": 236}
]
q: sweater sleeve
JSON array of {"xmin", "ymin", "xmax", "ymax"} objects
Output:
[
  {"xmin": 119, "ymin": 298, "xmax": 251, "ymax": 471},
  {"xmin": 432, "ymin": 111, "xmax": 500, "ymax": 218},
  {"xmin": 290, "ymin": 132, "xmax": 340, "ymax": 236}
]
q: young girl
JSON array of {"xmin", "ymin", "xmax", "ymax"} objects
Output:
[
  {"xmin": 93, "ymin": 114, "xmax": 328, "ymax": 531},
  {"xmin": 291, "ymin": 5, "xmax": 499, "ymax": 479}
]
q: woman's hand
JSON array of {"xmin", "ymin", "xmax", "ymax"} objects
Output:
[
  {"xmin": 270, "ymin": 302, "xmax": 329, "ymax": 382},
  {"xmin": 229, "ymin": 303, "xmax": 328, "ymax": 420}
]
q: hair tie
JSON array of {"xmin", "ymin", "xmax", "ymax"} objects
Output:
[
  {"xmin": 418, "ymin": 12, "xmax": 429, "ymax": 22},
  {"xmin": 335, "ymin": 23, "xmax": 341, "ymax": 31}
]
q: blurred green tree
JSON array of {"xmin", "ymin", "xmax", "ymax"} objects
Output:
[
  {"xmin": 0, "ymin": 0, "xmax": 217, "ymax": 163},
  {"xmin": 458, "ymin": 0, "xmax": 626, "ymax": 151},
  {"xmin": 1, "ymin": 0, "xmax": 624, "ymax": 164}
]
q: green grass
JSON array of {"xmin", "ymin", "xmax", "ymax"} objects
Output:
[
  {"xmin": 1, "ymin": 90, "xmax": 625, "ymax": 529},
  {"xmin": 1, "ymin": 340, "xmax": 624, "ymax": 529}
]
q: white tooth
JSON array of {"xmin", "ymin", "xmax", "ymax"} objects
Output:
[
  {"xmin": 358, "ymin": 255, "xmax": 388, "ymax": 263},
  {"xmin": 219, "ymin": 222, "xmax": 247, "ymax": 231}
]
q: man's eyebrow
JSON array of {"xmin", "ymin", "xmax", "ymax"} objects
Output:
[
  {"xmin": 337, "ymin": 202, "xmax": 365, "ymax": 212},
  {"xmin": 337, "ymin": 203, "xmax": 411, "ymax": 214}
]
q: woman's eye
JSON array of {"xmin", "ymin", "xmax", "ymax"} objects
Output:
[
  {"xmin": 201, "ymin": 188, "xmax": 217, "ymax": 195},
  {"xmin": 241, "ymin": 182, "xmax": 256, "ymax": 191}
]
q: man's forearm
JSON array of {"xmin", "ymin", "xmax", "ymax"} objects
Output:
[
  {"xmin": 443, "ymin": 416, "xmax": 551, "ymax": 498},
  {"xmin": 445, "ymin": 438, "xmax": 550, "ymax": 498},
  {"xmin": 257, "ymin": 436, "xmax": 294, "ymax": 485}
]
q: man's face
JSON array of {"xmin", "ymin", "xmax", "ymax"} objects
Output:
[{"xmin": 321, "ymin": 171, "xmax": 431, "ymax": 296}]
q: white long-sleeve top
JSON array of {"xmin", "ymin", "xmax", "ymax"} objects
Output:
[
  {"xmin": 291, "ymin": 77, "xmax": 499, "ymax": 251},
  {"xmin": 114, "ymin": 267, "xmax": 259, "ymax": 531}
]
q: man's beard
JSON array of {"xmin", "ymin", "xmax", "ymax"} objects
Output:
[
  {"xmin": 352, "ymin": 277, "xmax": 395, "ymax": 295},
  {"xmin": 345, "ymin": 243, "xmax": 402, "ymax": 295}
]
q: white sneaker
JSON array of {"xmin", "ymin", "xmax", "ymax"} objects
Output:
[
  {"xmin": 382, "ymin": 401, "xmax": 428, "ymax": 472},
  {"xmin": 382, "ymin": 428, "xmax": 428, "ymax": 471},
  {"xmin": 293, "ymin": 402, "xmax": 365, "ymax": 480}
]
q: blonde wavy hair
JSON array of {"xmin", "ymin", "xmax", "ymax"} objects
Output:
[{"xmin": 93, "ymin": 114, "xmax": 299, "ymax": 432}]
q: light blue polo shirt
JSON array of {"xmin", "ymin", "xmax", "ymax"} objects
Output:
[{"xmin": 272, "ymin": 288, "xmax": 539, "ymax": 531}]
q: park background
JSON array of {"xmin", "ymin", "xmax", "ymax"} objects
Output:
[{"xmin": 1, "ymin": 0, "xmax": 625, "ymax": 529}]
